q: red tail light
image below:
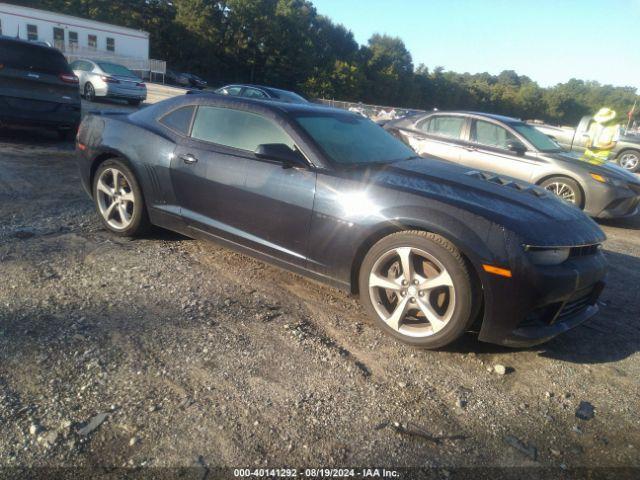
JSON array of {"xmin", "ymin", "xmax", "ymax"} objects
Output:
[
  {"xmin": 100, "ymin": 75, "xmax": 120, "ymax": 84},
  {"xmin": 59, "ymin": 73, "xmax": 79, "ymax": 84}
]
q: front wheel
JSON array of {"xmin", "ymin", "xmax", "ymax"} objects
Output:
[
  {"xmin": 93, "ymin": 159, "xmax": 150, "ymax": 237},
  {"xmin": 358, "ymin": 231, "xmax": 478, "ymax": 349},
  {"xmin": 540, "ymin": 177, "xmax": 584, "ymax": 208},
  {"xmin": 617, "ymin": 150, "xmax": 640, "ymax": 173}
]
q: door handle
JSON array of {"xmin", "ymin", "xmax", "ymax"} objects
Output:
[{"xmin": 178, "ymin": 153, "xmax": 198, "ymax": 165}]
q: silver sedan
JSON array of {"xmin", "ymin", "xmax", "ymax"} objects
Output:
[
  {"xmin": 385, "ymin": 111, "xmax": 640, "ymax": 219},
  {"xmin": 70, "ymin": 59, "xmax": 147, "ymax": 106}
]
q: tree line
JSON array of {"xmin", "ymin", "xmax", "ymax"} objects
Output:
[{"xmin": 10, "ymin": 0, "xmax": 640, "ymax": 125}]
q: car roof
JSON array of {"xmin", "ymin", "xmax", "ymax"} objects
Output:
[
  {"xmin": 0, "ymin": 35, "xmax": 60, "ymax": 53},
  {"xmin": 148, "ymin": 92, "xmax": 351, "ymax": 120},
  {"xmin": 433, "ymin": 111, "xmax": 523, "ymax": 124}
]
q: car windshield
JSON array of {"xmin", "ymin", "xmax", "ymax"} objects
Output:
[
  {"xmin": 98, "ymin": 62, "xmax": 137, "ymax": 78},
  {"xmin": 512, "ymin": 123, "xmax": 564, "ymax": 152},
  {"xmin": 295, "ymin": 113, "xmax": 417, "ymax": 166},
  {"xmin": 271, "ymin": 89, "xmax": 308, "ymax": 103}
]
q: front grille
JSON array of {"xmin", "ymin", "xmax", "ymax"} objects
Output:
[
  {"xmin": 569, "ymin": 244, "xmax": 600, "ymax": 258},
  {"xmin": 553, "ymin": 285, "xmax": 601, "ymax": 323},
  {"xmin": 629, "ymin": 183, "xmax": 640, "ymax": 195}
]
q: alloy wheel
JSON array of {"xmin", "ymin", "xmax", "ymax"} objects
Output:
[
  {"xmin": 544, "ymin": 182, "xmax": 576, "ymax": 204},
  {"xmin": 96, "ymin": 168, "xmax": 135, "ymax": 230},
  {"xmin": 619, "ymin": 152, "xmax": 640, "ymax": 171},
  {"xmin": 368, "ymin": 247, "xmax": 456, "ymax": 338}
]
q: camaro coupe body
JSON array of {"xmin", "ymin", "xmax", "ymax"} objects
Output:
[{"xmin": 76, "ymin": 95, "xmax": 607, "ymax": 349}]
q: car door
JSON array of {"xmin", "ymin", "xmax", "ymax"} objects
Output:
[
  {"xmin": 171, "ymin": 104, "xmax": 315, "ymax": 266},
  {"xmin": 460, "ymin": 119, "xmax": 538, "ymax": 182},
  {"xmin": 406, "ymin": 115, "xmax": 467, "ymax": 163}
]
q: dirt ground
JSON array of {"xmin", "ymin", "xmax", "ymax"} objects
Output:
[{"xmin": 0, "ymin": 98, "xmax": 639, "ymax": 477}]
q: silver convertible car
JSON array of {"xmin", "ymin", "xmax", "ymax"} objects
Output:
[{"xmin": 385, "ymin": 111, "xmax": 640, "ymax": 218}]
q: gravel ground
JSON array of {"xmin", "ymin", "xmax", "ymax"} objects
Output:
[{"xmin": 0, "ymin": 100, "xmax": 639, "ymax": 476}]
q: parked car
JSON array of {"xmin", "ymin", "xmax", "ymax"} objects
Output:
[
  {"xmin": 165, "ymin": 69, "xmax": 192, "ymax": 88},
  {"xmin": 70, "ymin": 59, "xmax": 146, "ymax": 106},
  {"xmin": 533, "ymin": 117, "xmax": 640, "ymax": 173},
  {"xmin": 385, "ymin": 111, "xmax": 640, "ymax": 219},
  {"xmin": 166, "ymin": 70, "xmax": 207, "ymax": 89},
  {"xmin": 185, "ymin": 73, "xmax": 207, "ymax": 89},
  {"xmin": 213, "ymin": 84, "xmax": 308, "ymax": 103},
  {"xmin": 76, "ymin": 95, "xmax": 608, "ymax": 349},
  {"xmin": 0, "ymin": 36, "xmax": 81, "ymax": 140}
]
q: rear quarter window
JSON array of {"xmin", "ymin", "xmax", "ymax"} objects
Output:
[
  {"xmin": 0, "ymin": 40, "xmax": 71, "ymax": 75},
  {"xmin": 159, "ymin": 106, "xmax": 195, "ymax": 136}
]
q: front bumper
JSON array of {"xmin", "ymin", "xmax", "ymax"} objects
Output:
[
  {"xmin": 584, "ymin": 181, "xmax": 640, "ymax": 218},
  {"xmin": 478, "ymin": 250, "xmax": 607, "ymax": 347}
]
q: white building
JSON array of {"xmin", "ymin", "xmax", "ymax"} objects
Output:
[{"xmin": 0, "ymin": 3, "xmax": 164, "ymax": 75}]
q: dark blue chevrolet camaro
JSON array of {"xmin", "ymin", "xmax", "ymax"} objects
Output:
[{"xmin": 76, "ymin": 94, "xmax": 608, "ymax": 349}]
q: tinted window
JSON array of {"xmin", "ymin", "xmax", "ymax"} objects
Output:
[
  {"xmin": 216, "ymin": 86, "xmax": 242, "ymax": 96},
  {"xmin": 425, "ymin": 116, "xmax": 465, "ymax": 139},
  {"xmin": 472, "ymin": 120, "xmax": 517, "ymax": 149},
  {"xmin": 243, "ymin": 88, "xmax": 268, "ymax": 99},
  {"xmin": 270, "ymin": 89, "xmax": 308, "ymax": 103},
  {"xmin": 160, "ymin": 106, "xmax": 195, "ymax": 135},
  {"xmin": 295, "ymin": 113, "xmax": 415, "ymax": 165},
  {"xmin": 191, "ymin": 106, "xmax": 295, "ymax": 151},
  {"xmin": 0, "ymin": 40, "xmax": 71, "ymax": 74},
  {"xmin": 98, "ymin": 62, "xmax": 136, "ymax": 78}
]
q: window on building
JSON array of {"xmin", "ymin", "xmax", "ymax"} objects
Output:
[
  {"xmin": 27, "ymin": 24, "xmax": 38, "ymax": 41},
  {"xmin": 69, "ymin": 31, "xmax": 78, "ymax": 48},
  {"xmin": 106, "ymin": 37, "xmax": 115, "ymax": 52},
  {"xmin": 88, "ymin": 34, "xmax": 97, "ymax": 49},
  {"xmin": 53, "ymin": 27, "xmax": 65, "ymax": 49}
]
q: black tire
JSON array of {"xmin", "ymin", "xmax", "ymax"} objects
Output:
[
  {"xmin": 358, "ymin": 231, "xmax": 478, "ymax": 349},
  {"xmin": 617, "ymin": 150, "xmax": 640, "ymax": 173},
  {"xmin": 84, "ymin": 82, "xmax": 96, "ymax": 102},
  {"xmin": 540, "ymin": 176, "xmax": 584, "ymax": 208},
  {"xmin": 128, "ymin": 99, "xmax": 142, "ymax": 106},
  {"xmin": 92, "ymin": 158, "xmax": 150, "ymax": 237}
]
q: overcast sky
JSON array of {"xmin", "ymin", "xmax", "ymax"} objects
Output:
[{"xmin": 313, "ymin": 0, "xmax": 640, "ymax": 92}]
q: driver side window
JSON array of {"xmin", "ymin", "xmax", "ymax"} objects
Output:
[
  {"xmin": 190, "ymin": 106, "xmax": 295, "ymax": 152},
  {"xmin": 472, "ymin": 120, "xmax": 518, "ymax": 150}
]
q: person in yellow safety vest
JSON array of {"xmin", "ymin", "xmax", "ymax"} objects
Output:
[{"xmin": 583, "ymin": 107, "xmax": 621, "ymax": 164}]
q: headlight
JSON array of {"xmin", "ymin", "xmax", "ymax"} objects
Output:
[{"xmin": 526, "ymin": 247, "xmax": 570, "ymax": 265}]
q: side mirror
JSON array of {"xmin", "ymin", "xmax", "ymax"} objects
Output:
[
  {"xmin": 254, "ymin": 143, "xmax": 307, "ymax": 168},
  {"xmin": 507, "ymin": 140, "xmax": 527, "ymax": 155}
]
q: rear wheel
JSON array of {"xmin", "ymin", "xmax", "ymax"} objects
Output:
[
  {"xmin": 617, "ymin": 150, "xmax": 640, "ymax": 173},
  {"xmin": 359, "ymin": 231, "xmax": 477, "ymax": 349},
  {"xmin": 128, "ymin": 99, "xmax": 142, "ymax": 106},
  {"xmin": 540, "ymin": 177, "xmax": 584, "ymax": 208},
  {"xmin": 84, "ymin": 82, "xmax": 96, "ymax": 102},
  {"xmin": 93, "ymin": 159, "xmax": 150, "ymax": 237}
]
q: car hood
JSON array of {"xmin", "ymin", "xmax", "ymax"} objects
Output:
[
  {"xmin": 546, "ymin": 151, "xmax": 640, "ymax": 184},
  {"xmin": 357, "ymin": 157, "xmax": 606, "ymax": 247}
]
